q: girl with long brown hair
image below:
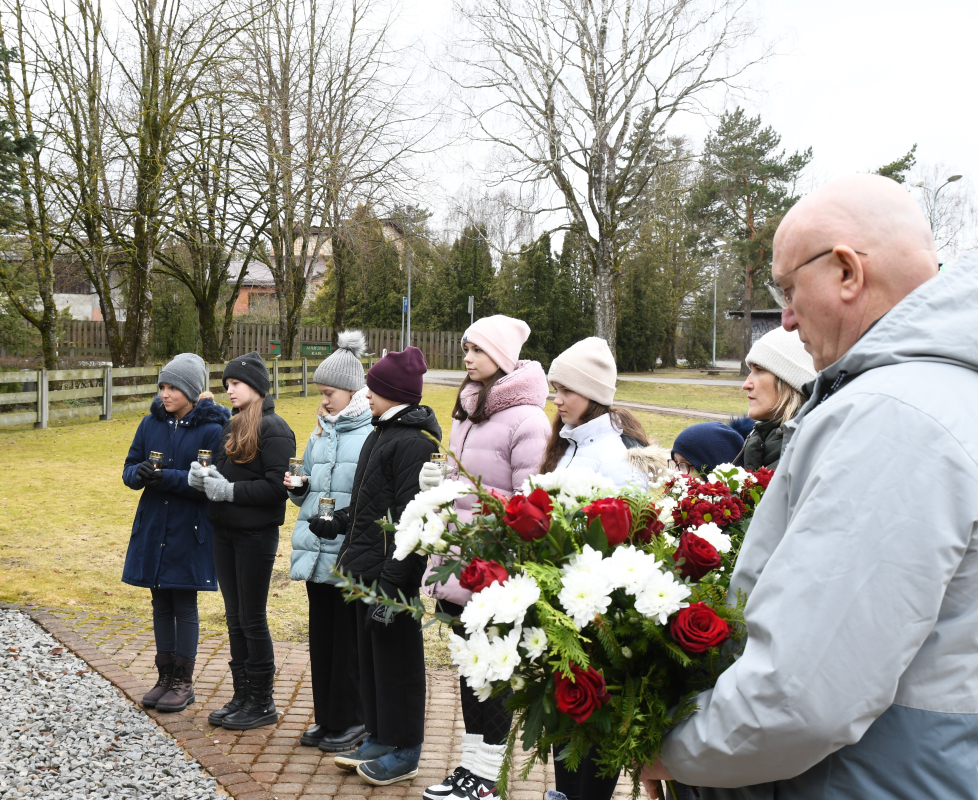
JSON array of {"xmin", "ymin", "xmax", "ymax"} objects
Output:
[{"xmin": 195, "ymin": 351, "xmax": 296, "ymax": 731}]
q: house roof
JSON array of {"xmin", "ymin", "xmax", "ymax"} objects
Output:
[{"xmin": 227, "ymin": 259, "xmax": 328, "ymax": 288}]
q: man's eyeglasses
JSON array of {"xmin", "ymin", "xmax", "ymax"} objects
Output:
[{"xmin": 766, "ymin": 248, "xmax": 867, "ymax": 309}]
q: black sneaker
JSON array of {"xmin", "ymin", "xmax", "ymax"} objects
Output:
[
  {"xmin": 424, "ymin": 766, "xmax": 471, "ymax": 799},
  {"xmin": 452, "ymin": 772, "xmax": 499, "ymax": 800}
]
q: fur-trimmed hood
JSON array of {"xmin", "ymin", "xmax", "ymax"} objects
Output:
[
  {"xmin": 459, "ymin": 359, "xmax": 548, "ymax": 417},
  {"xmin": 627, "ymin": 444, "xmax": 670, "ymax": 483},
  {"xmin": 150, "ymin": 395, "xmax": 230, "ymax": 427}
]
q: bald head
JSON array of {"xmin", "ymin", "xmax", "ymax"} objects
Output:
[{"xmin": 773, "ymin": 174, "xmax": 939, "ymax": 370}]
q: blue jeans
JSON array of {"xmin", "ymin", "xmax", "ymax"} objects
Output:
[{"xmin": 150, "ymin": 588, "xmax": 199, "ymax": 659}]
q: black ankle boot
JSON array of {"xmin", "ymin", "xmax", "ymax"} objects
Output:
[
  {"xmin": 141, "ymin": 653, "xmax": 175, "ymax": 708},
  {"xmin": 208, "ymin": 664, "xmax": 248, "ymax": 726},
  {"xmin": 156, "ymin": 656, "xmax": 196, "ymax": 713},
  {"xmin": 220, "ymin": 668, "xmax": 278, "ymax": 730}
]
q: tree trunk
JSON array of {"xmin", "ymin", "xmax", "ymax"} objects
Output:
[
  {"xmin": 592, "ymin": 240, "xmax": 617, "ymax": 350},
  {"xmin": 742, "ymin": 263, "xmax": 753, "ymax": 376},
  {"xmin": 660, "ymin": 325, "xmax": 677, "ymax": 369},
  {"xmin": 331, "ymin": 231, "xmax": 347, "ymax": 334}
]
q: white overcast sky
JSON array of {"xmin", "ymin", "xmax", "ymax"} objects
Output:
[{"xmin": 398, "ymin": 0, "xmax": 977, "ymax": 247}]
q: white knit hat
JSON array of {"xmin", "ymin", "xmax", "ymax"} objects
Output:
[
  {"xmin": 313, "ymin": 330, "xmax": 367, "ymax": 390},
  {"xmin": 745, "ymin": 327, "xmax": 817, "ymax": 391},
  {"xmin": 547, "ymin": 337, "xmax": 617, "ymax": 406}
]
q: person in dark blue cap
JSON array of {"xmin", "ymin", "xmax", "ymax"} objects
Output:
[{"xmin": 670, "ymin": 422, "xmax": 745, "ymax": 477}]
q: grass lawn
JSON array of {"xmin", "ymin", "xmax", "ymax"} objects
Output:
[
  {"xmin": 615, "ymin": 380, "xmax": 748, "ymax": 416},
  {"xmin": 0, "ymin": 383, "xmax": 717, "ymax": 667}
]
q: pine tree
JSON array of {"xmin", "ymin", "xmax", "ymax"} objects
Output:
[{"xmin": 691, "ymin": 108, "xmax": 811, "ymax": 373}]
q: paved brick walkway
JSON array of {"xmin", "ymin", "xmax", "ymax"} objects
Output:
[{"xmin": 9, "ymin": 604, "xmax": 648, "ymax": 800}]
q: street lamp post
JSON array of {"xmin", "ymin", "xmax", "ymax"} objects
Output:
[{"xmin": 915, "ymin": 174, "xmax": 963, "ymax": 235}]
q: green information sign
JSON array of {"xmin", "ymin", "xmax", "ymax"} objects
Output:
[
  {"xmin": 300, "ymin": 341, "xmax": 333, "ymax": 358},
  {"xmin": 268, "ymin": 339, "xmax": 282, "ymax": 356}
]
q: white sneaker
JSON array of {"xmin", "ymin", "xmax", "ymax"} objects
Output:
[
  {"xmin": 424, "ymin": 766, "xmax": 471, "ymax": 799},
  {"xmin": 452, "ymin": 772, "xmax": 499, "ymax": 800}
]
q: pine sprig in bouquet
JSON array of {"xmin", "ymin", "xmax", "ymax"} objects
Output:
[{"xmin": 335, "ymin": 457, "xmax": 772, "ymax": 798}]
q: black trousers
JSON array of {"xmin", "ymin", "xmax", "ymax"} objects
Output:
[
  {"xmin": 213, "ymin": 524, "xmax": 278, "ymax": 671},
  {"xmin": 150, "ymin": 587, "xmax": 199, "ymax": 659},
  {"xmin": 553, "ymin": 747, "xmax": 620, "ymax": 800},
  {"xmin": 438, "ymin": 600, "xmax": 512, "ymax": 745},
  {"xmin": 355, "ymin": 592, "xmax": 426, "ymax": 748},
  {"xmin": 307, "ymin": 581, "xmax": 362, "ymax": 729}
]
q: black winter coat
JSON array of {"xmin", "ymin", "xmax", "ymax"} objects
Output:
[
  {"xmin": 209, "ymin": 395, "xmax": 296, "ymax": 530},
  {"xmin": 335, "ymin": 405, "xmax": 441, "ymax": 591},
  {"xmin": 122, "ymin": 396, "xmax": 230, "ymax": 590},
  {"xmin": 742, "ymin": 417, "xmax": 784, "ymax": 472}
]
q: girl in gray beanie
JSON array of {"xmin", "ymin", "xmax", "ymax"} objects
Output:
[{"xmin": 283, "ymin": 330, "xmax": 374, "ymax": 752}]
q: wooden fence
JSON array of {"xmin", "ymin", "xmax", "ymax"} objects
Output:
[
  {"xmin": 47, "ymin": 321, "xmax": 464, "ymax": 368},
  {"xmin": 0, "ymin": 356, "xmax": 381, "ymax": 429}
]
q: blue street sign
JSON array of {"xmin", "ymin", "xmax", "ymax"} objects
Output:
[{"xmin": 402, "ymin": 296, "xmax": 408, "ymax": 312}]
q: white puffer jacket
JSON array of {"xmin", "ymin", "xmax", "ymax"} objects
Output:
[{"xmin": 555, "ymin": 413, "xmax": 648, "ymax": 489}]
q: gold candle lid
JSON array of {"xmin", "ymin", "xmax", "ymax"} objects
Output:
[
  {"xmin": 290, "ymin": 457, "xmax": 303, "ymax": 465},
  {"xmin": 198, "ymin": 449, "xmax": 212, "ymax": 457},
  {"xmin": 430, "ymin": 453, "xmax": 448, "ymax": 462},
  {"xmin": 319, "ymin": 497, "xmax": 336, "ymax": 507},
  {"xmin": 149, "ymin": 451, "xmax": 163, "ymax": 458}
]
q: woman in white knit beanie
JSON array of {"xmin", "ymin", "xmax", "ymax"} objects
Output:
[{"xmin": 741, "ymin": 327, "xmax": 817, "ymax": 471}]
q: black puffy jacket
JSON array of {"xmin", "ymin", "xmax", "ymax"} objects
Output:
[
  {"xmin": 335, "ymin": 405, "xmax": 441, "ymax": 590},
  {"xmin": 209, "ymin": 395, "xmax": 296, "ymax": 530}
]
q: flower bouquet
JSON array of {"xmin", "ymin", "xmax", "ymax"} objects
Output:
[{"xmin": 336, "ymin": 460, "xmax": 772, "ymax": 797}]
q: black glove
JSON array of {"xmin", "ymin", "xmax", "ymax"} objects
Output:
[
  {"xmin": 289, "ymin": 477, "xmax": 311, "ymax": 496},
  {"xmin": 136, "ymin": 460, "xmax": 163, "ymax": 485},
  {"xmin": 308, "ymin": 515, "xmax": 342, "ymax": 539}
]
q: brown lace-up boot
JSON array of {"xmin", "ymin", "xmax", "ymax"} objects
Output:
[
  {"xmin": 141, "ymin": 653, "xmax": 175, "ymax": 708},
  {"xmin": 156, "ymin": 656, "xmax": 196, "ymax": 713}
]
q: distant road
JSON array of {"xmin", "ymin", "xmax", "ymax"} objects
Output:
[
  {"xmin": 424, "ymin": 370, "xmax": 743, "ymax": 389},
  {"xmin": 422, "ymin": 372, "xmax": 730, "ymax": 421}
]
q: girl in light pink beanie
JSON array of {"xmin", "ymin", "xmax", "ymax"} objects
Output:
[{"xmin": 461, "ymin": 315, "xmax": 531, "ymax": 374}]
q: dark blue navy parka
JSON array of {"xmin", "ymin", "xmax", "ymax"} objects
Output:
[{"xmin": 122, "ymin": 395, "xmax": 230, "ymax": 591}]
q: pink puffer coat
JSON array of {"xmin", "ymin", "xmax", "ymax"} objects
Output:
[{"xmin": 422, "ymin": 360, "xmax": 550, "ymax": 604}]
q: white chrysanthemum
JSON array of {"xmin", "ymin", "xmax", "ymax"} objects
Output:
[
  {"xmin": 605, "ymin": 545, "xmax": 660, "ymax": 594},
  {"xmin": 634, "ymin": 569, "xmax": 692, "ymax": 625},
  {"xmin": 521, "ymin": 627, "xmax": 548, "ymax": 661},
  {"xmin": 561, "ymin": 544, "xmax": 605, "ymax": 580},
  {"xmin": 486, "ymin": 573, "xmax": 541, "ymax": 626},
  {"xmin": 394, "ymin": 479, "xmax": 475, "ymax": 559},
  {"xmin": 558, "ymin": 570, "xmax": 613, "ymax": 629},
  {"xmin": 657, "ymin": 497, "xmax": 678, "ymax": 526},
  {"xmin": 460, "ymin": 589, "xmax": 496, "ymax": 634},
  {"xmin": 393, "ymin": 521, "xmax": 423, "ymax": 561},
  {"xmin": 708, "ymin": 463, "xmax": 752, "ymax": 490},
  {"xmin": 486, "ymin": 629, "xmax": 522, "ymax": 682},
  {"xmin": 690, "ymin": 522, "xmax": 732, "ymax": 554},
  {"xmin": 521, "ymin": 467, "xmax": 618, "ymax": 507},
  {"xmin": 451, "ymin": 630, "xmax": 493, "ymax": 688},
  {"xmin": 473, "ymin": 683, "xmax": 494, "ymax": 701}
]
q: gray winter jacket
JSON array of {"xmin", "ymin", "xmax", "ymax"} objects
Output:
[{"xmin": 659, "ymin": 263, "xmax": 978, "ymax": 798}]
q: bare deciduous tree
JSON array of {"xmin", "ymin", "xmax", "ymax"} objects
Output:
[
  {"xmin": 454, "ymin": 0, "xmax": 761, "ymax": 346},
  {"xmin": 911, "ymin": 164, "xmax": 976, "ymax": 260},
  {"xmin": 244, "ymin": 0, "xmax": 430, "ymax": 356}
]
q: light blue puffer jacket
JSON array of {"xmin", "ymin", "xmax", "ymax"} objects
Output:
[{"xmin": 289, "ymin": 391, "xmax": 373, "ymax": 584}]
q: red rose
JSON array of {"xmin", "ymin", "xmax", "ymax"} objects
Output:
[
  {"xmin": 637, "ymin": 504, "xmax": 664, "ymax": 542},
  {"xmin": 459, "ymin": 558, "xmax": 509, "ymax": 593},
  {"xmin": 672, "ymin": 531, "xmax": 721, "ymax": 581},
  {"xmin": 670, "ymin": 602, "xmax": 731, "ymax": 653},
  {"xmin": 554, "ymin": 663, "xmax": 611, "ymax": 724},
  {"xmin": 582, "ymin": 498, "xmax": 633, "ymax": 546},
  {"xmin": 503, "ymin": 488, "xmax": 554, "ymax": 540}
]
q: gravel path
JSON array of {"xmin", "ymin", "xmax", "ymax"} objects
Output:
[{"xmin": 0, "ymin": 609, "xmax": 222, "ymax": 800}]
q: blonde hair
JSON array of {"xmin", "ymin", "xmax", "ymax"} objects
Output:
[
  {"xmin": 771, "ymin": 377, "xmax": 806, "ymax": 425},
  {"xmin": 225, "ymin": 398, "xmax": 263, "ymax": 464}
]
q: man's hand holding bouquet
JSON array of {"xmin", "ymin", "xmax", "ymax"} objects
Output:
[{"xmin": 335, "ymin": 455, "xmax": 772, "ymax": 797}]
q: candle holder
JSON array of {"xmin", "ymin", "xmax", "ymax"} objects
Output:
[
  {"xmin": 289, "ymin": 457, "xmax": 304, "ymax": 488},
  {"xmin": 430, "ymin": 453, "xmax": 449, "ymax": 485},
  {"xmin": 318, "ymin": 496, "xmax": 335, "ymax": 520},
  {"xmin": 149, "ymin": 451, "xmax": 164, "ymax": 471},
  {"xmin": 198, "ymin": 449, "xmax": 212, "ymax": 477}
]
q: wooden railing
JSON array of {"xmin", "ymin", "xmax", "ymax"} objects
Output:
[
  {"xmin": 48, "ymin": 321, "xmax": 464, "ymax": 367},
  {"xmin": 0, "ymin": 356, "xmax": 380, "ymax": 429}
]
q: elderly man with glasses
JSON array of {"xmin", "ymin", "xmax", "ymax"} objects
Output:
[{"xmin": 644, "ymin": 173, "xmax": 978, "ymax": 798}]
